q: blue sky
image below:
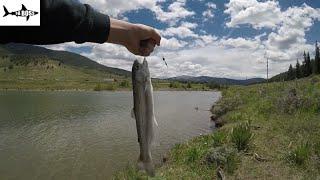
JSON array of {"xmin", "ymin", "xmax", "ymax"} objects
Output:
[{"xmin": 45, "ymin": 0, "xmax": 320, "ymax": 79}]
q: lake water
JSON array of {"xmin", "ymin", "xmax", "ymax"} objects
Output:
[{"xmin": 0, "ymin": 91, "xmax": 220, "ymax": 180}]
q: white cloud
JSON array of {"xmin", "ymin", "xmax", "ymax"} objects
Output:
[
  {"xmin": 219, "ymin": 37, "xmax": 262, "ymax": 49},
  {"xmin": 202, "ymin": 2, "xmax": 216, "ymax": 22},
  {"xmin": 153, "ymin": 0, "xmax": 195, "ymax": 25},
  {"xmin": 161, "ymin": 22, "xmax": 199, "ymax": 38},
  {"xmin": 80, "ymin": 0, "xmax": 194, "ymax": 25},
  {"xmin": 160, "ymin": 37, "xmax": 188, "ymax": 50},
  {"xmin": 224, "ymin": 0, "xmax": 282, "ymax": 29},
  {"xmin": 79, "ymin": 0, "xmax": 156, "ymax": 17},
  {"xmin": 224, "ymin": 0, "xmax": 320, "ymax": 74},
  {"xmin": 265, "ymin": 4, "xmax": 320, "ymax": 62}
]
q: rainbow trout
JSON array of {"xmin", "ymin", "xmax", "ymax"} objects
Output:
[{"xmin": 131, "ymin": 58, "xmax": 158, "ymax": 176}]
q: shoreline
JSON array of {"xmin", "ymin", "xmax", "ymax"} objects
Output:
[
  {"xmin": 0, "ymin": 88, "xmax": 218, "ymax": 93},
  {"xmin": 114, "ymin": 76, "xmax": 320, "ymax": 179}
]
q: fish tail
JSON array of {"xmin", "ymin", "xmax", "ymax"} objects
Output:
[
  {"xmin": 3, "ymin": 6, "xmax": 9, "ymax": 17},
  {"xmin": 139, "ymin": 161, "xmax": 155, "ymax": 177},
  {"xmin": 144, "ymin": 161, "xmax": 155, "ymax": 177},
  {"xmin": 137, "ymin": 159, "xmax": 144, "ymax": 171}
]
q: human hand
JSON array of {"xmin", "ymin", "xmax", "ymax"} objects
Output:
[{"xmin": 107, "ymin": 18, "xmax": 161, "ymax": 56}]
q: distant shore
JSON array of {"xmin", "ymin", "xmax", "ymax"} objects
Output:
[
  {"xmin": 0, "ymin": 87, "xmax": 216, "ymax": 92},
  {"xmin": 0, "ymin": 80, "xmax": 218, "ymax": 92}
]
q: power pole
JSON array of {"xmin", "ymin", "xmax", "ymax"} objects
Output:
[
  {"xmin": 267, "ymin": 57, "xmax": 269, "ymax": 84},
  {"xmin": 264, "ymin": 51, "xmax": 269, "ymax": 84}
]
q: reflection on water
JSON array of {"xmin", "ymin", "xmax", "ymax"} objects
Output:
[{"xmin": 0, "ymin": 91, "xmax": 220, "ymax": 180}]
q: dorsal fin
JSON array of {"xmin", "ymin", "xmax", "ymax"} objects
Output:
[{"xmin": 21, "ymin": 4, "xmax": 27, "ymax": 10}]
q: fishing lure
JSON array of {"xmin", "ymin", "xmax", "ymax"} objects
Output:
[{"xmin": 162, "ymin": 57, "xmax": 168, "ymax": 67}]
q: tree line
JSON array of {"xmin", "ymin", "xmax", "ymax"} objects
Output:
[{"xmin": 272, "ymin": 42, "xmax": 320, "ymax": 81}]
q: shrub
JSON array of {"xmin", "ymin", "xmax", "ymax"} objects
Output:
[
  {"xmin": 105, "ymin": 84, "xmax": 117, "ymax": 91},
  {"xmin": 205, "ymin": 146, "xmax": 238, "ymax": 174},
  {"xmin": 187, "ymin": 82, "xmax": 192, "ymax": 88},
  {"xmin": 8, "ymin": 64, "xmax": 13, "ymax": 69},
  {"xmin": 119, "ymin": 80, "xmax": 130, "ymax": 88},
  {"xmin": 276, "ymin": 88, "xmax": 315, "ymax": 114},
  {"xmin": 230, "ymin": 122, "xmax": 253, "ymax": 151},
  {"xmin": 169, "ymin": 82, "xmax": 181, "ymax": 88},
  {"xmin": 286, "ymin": 142, "xmax": 311, "ymax": 166},
  {"xmin": 207, "ymin": 82, "xmax": 221, "ymax": 90},
  {"xmin": 94, "ymin": 83, "xmax": 102, "ymax": 91},
  {"xmin": 94, "ymin": 83, "xmax": 117, "ymax": 91}
]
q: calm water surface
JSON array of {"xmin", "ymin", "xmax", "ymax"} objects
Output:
[{"xmin": 0, "ymin": 91, "xmax": 220, "ymax": 180}]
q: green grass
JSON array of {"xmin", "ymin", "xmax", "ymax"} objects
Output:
[
  {"xmin": 230, "ymin": 121, "xmax": 253, "ymax": 151},
  {"xmin": 114, "ymin": 75, "xmax": 320, "ymax": 179},
  {"xmin": 286, "ymin": 142, "xmax": 312, "ymax": 166}
]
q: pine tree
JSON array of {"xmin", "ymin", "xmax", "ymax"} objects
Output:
[
  {"xmin": 306, "ymin": 52, "xmax": 312, "ymax": 76},
  {"xmin": 314, "ymin": 41, "xmax": 320, "ymax": 74},
  {"xmin": 296, "ymin": 60, "xmax": 301, "ymax": 79},
  {"xmin": 302, "ymin": 51, "xmax": 307, "ymax": 77},
  {"xmin": 287, "ymin": 64, "xmax": 294, "ymax": 80}
]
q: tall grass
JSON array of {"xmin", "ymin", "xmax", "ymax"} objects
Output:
[
  {"xmin": 230, "ymin": 122, "xmax": 253, "ymax": 151},
  {"xmin": 286, "ymin": 142, "xmax": 311, "ymax": 166},
  {"xmin": 211, "ymin": 131, "xmax": 227, "ymax": 147}
]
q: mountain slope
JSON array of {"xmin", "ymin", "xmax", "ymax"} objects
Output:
[
  {"xmin": 0, "ymin": 43, "xmax": 131, "ymax": 77},
  {"xmin": 0, "ymin": 43, "xmax": 132, "ymax": 90}
]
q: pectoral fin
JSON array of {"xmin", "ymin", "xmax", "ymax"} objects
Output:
[
  {"xmin": 153, "ymin": 117, "xmax": 158, "ymax": 126},
  {"xmin": 131, "ymin": 108, "xmax": 135, "ymax": 119}
]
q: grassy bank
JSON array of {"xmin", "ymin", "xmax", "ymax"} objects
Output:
[{"xmin": 114, "ymin": 75, "xmax": 320, "ymax": 179}]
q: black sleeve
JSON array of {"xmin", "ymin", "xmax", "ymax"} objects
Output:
[{"xmin": 0, "ymin": 0, "xmax": 110, "ymax": 45}]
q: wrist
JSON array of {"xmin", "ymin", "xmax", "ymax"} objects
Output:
[{"xmin": 107, "ymin": 18, "xmax": 135, "ymax": 46}]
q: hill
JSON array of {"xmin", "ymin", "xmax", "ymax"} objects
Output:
[
  {"xmin": 167, "ymin": 75, "xmax": 265, "ymax": 85},
  {"xmin": 0, "ymin": 43, "xmax": 131, "ymax": 91},
  {"xmin": 0, "ymin": 43, "xmax": 131, "ymax": 77}
]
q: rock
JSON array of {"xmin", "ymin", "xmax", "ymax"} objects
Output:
[
  {"xmin": 216, "ymin": 167, "xmax": 225, "ymax": 180},
  {"xmin": 253, "ymin": 153, "xmax": 268, "ymax": 162},
  {"xmin": 215, "ymin": 118, "xmax": 225, "ymax": 128},
  {"xmin": 211, "ymin": 114, "xmax": 218, "ymax": 121},
  {"xmin": 162, "ymin": 154, "xmax": 168, "ymax": 163},
  {"xmin": 212, "ymin": 105, "xmax": 226, "ymax": 117}
]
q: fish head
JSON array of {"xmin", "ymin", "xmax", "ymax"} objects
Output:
[{"xmin": 132, "ymin": 59, "xmax": 150, "ymax": 84}]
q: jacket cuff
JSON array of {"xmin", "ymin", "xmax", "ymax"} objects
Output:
[{"xmin": 89, "ymin": 7, "xmax": 110, "ymax": 44}]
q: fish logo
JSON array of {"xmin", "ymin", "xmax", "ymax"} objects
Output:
[{"xmin": 3, "ymin": 4, "xmax": 39, "ymax": 21}]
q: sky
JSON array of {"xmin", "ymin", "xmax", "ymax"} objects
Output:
[{"xmin": 44, "ymin": 0, "xmax": 320, "ymax": 79}]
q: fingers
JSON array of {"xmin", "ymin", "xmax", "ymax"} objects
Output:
[
  {"xmin": 128, "ymin": 42, "xmax": 155, "ymax": 56},
  {"xmin": 139, "ymin": 24, "xmax": 161, "ymax": 46},
  {"xmin": 139, "ymin": 41, "xmax": 155, "ymax": 56},
  {"xmin": 149, "ymin": 29, "xmax": 161, "ymax": 46}
]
